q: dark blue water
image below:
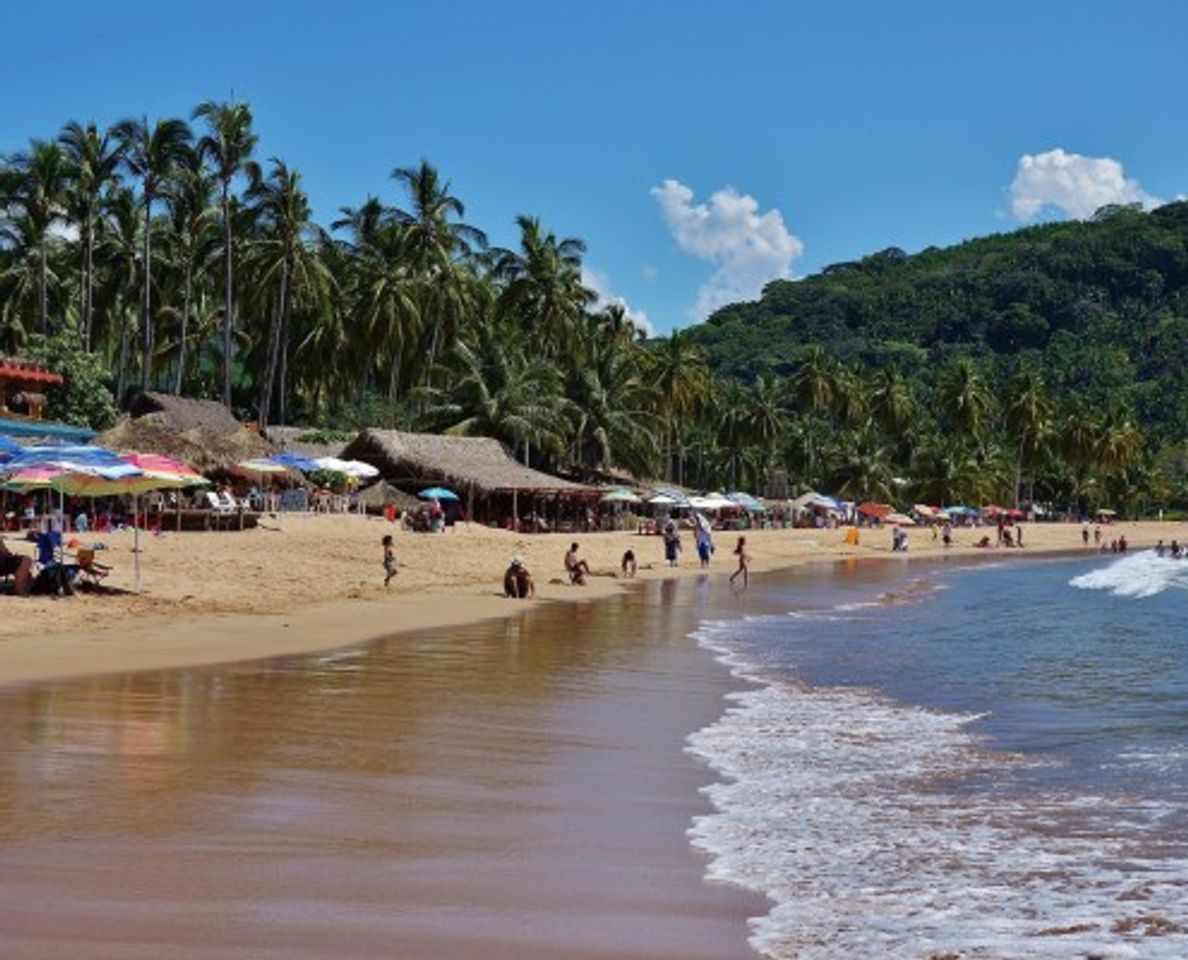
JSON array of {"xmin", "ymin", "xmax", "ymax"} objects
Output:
[{"xmin": 687, "ymin": 553, "xmax": 1188, "ymax": 959}]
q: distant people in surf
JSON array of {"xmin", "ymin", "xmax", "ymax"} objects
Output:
[{"xmin": 730, "ymin": 536, "xmax": 750, "ymax": 589}]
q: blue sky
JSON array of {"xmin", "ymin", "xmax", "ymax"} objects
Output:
[{"xmin": 2, "ymin": 1, "xmax": 1184, "ymax": 333}]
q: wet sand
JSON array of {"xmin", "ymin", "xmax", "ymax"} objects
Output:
[
  {"xmin": 0, "ymin": 575, "xmax": 769, "ymax": 960},
  {"xmin": 0, "ymin": 514, "xmax": 1170, "ymax": 688}
]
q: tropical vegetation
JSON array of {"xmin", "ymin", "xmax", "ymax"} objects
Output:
[{"xmin": 1, "ymin": 100, "xmax": 1185, "ymax": 513}]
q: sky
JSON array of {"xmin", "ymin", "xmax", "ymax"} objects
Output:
[{"xmin": 2, "ymin": 1, "xmax": 1185, "ymax": 334}]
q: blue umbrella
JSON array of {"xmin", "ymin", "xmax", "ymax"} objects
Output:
[
  {"xmin": 2, "ymin": 444, "xmax": 141, "ymax": 478},
  {"xmin": 419, "ymin": 486, "xmax": 459, "ymax": 501},
  {"xmin": 0, "ymin": 435, "xmax": 22, "ymax": 462},
  {"xmin": 727, "ymin": 491, "xmax": 767, "ymax": 512},
  {"xmin": 268, "ymin": 451, "xmax": 320, "ymax": 472}
]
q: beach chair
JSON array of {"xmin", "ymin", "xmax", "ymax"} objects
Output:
[
  {"xmin": 205, "ymin": 491, "xmax": 233, "ymax": 513},
  {"xmin": 74, "ymin": 548, "xmax": 112, "ymax": 587}
]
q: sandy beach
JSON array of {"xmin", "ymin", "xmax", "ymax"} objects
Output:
[{"xmin": 0, "ymin": 515, "xmax": 1173, "ymax": 687}]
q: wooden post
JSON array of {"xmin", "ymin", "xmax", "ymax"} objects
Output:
[{"xmin": 512, "ymin": 487, "xmax": 518, "ymax": 532}]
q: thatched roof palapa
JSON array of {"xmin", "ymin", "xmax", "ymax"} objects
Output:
[
  {"xmin": 98, "ymin": 418, "xmax": 273, "ymax": 474},
  {"xmin": 342, "ymin": 429, "xmax": 591, "ymax": 496},
  {"xmin": 129, "ymin": 392, "xmax": 245, "ymax": 435}
]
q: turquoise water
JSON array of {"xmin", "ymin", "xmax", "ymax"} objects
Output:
[{"xmin": 688, "ymin": 553, "xmax": 1188, "ymax": 959}]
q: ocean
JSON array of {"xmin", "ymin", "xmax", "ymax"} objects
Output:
[{"xmin": 688, "ymin": 552, "xmax": 1188, "ymax": 959}]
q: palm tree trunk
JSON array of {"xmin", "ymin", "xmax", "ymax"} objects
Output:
[
  {"xmin": 221, "ymin": 182, "xmax": 233, "ymax": 408},
  {"xmin": 84, "ymin": 223, "xmax": 95, "ymax": 351},
  {"xmin": 259, "ymin": 265, "xmax": 287, "ymax": 429},
  {"xmin": 1014, "ymin": 437, "xmax": 1024, "ymax": 509},
  {"xmin": 140, "ymin": 195, "xmax": 153, "ymax": 391},
  {"xmin": 173, "ymin": 259, "xmax": 193, "ymax": 395},
  {"xmin": 39, "ymin": 240, "xmax": 48, "ymax": 333},
  {"xmin": 116, "ymin": 300, "xmax": 130, "ymax": 406},
  {"xmin": 78, "ymin": 220, "xmax": 88, "ymax": 349},
  {"xmin": 278, "ymin": 287, "xmax": 291, "ymax": 427}
]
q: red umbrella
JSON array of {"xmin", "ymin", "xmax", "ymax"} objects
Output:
[
  {"xmin": 1006, "ymin": 508, "xmax": 1025, "ymax": 519},
  {"xmin": 982, "ymin": 504, "xmax": 1003, "ymax": 515},
  {"xmin": 857, "ymin": 502, "xmax": 893, "ymax": 519}
]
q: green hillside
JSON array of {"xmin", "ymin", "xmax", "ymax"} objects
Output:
[{"xmin": 689, "ymin": 201, "xmax": 1188, "ymax": 445}]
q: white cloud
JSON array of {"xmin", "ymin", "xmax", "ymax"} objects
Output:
[
  {"xmin": 641, "ymin": 263, "xmax": 658, "ymax": 282},
  {"xmin": 651, "ymin": 178, "xmax": 803, "ymax": 319},
  {"xmin": 582, "ymin": 266, "xmax": 653, "ymax": 336},
  {"xmin": 1009, "ymin": 148, "xmax": 1161, "ymax": 221}
]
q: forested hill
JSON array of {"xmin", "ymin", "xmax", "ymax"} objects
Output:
[{"xmin": 688, "ymin": 201, "xmax": 1188, "ymax": 442}]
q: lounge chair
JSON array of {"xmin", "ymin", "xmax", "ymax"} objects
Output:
[
  {"xmin": 74, "ymin": 548, "xmax": 112, "ymax": 587},
  {"xmin": 205, "ymin": 491, "xmax": 233, "ymax": 513}
]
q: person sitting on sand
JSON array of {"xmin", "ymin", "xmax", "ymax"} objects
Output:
[
  {"xmin": 1002, "ymin": 528, "xmax": 1015, "ymax": 548},
  {"xmin": 564, "ymin": 542, "xmax": 590, "ymax": 585},
  {"xmin": 382, "ymin": 534, "xmax": 397, "ymax": 587},
  {"xmin": 974, "ymin": 535, "xmax": 992, "ymax": 548},
  {"xmin": 504, "ymin": 556, "xmax": 535, "ymax": 598},
  {"xmin": 730, "ymin": 536, "xmax": 750, "ymax": 588},
  {"xmin": 621, "ymin": 549, "xmax": 637, "ymax": 578},
  {"xmin": 0, "ymin": 537, "xmax": 33, "ymax": 596}
]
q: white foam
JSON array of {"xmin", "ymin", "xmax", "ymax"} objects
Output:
[
  {"xmin": 687, "ymin": 621, "xmax": 1188, "ymax": 960},
  {"xmin": 1069, "ymin": 551, "xmax": 1188, "ymax": 598}
]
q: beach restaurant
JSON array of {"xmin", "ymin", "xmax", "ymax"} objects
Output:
[{"xmin": 341, "ymin": 428, "xmax": 596, "ymax": 528}]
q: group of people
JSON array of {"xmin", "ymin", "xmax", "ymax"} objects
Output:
[
  {"xmin": 1083, "ymin": 524, "xmax": 1128, "ymax": 553},
  {"xmin": 1155, "ymin": 539, "xmax": 1182, "ymax": 558},
  {"xmin": 492, "ymin": 529, "xmax": 751, "ymax": 600}
]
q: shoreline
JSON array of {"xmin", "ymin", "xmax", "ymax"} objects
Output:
[{"xmin": 0, "ymin": 517, "xmax": 1159, "ymax": 690}]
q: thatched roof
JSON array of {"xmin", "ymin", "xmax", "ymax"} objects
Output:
[
  {"xmin": 356, "ymin": 481, "xmax": 420, "ymax": 512},
  {"xmin": 342, "ymin": 429, "xmax": 591, "ymax": 495},
  {"xmin": 98, "ymin": 417, "xmax": 274, "ymax": 474},
  {"xmin": 129, "ymin": 392, "xmax": 245, "ymax": 435},
  {"xmin": 264, "ymin": 425, "xmax": 356, "ymax": 460}
]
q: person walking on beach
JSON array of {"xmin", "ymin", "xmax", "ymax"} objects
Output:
[
  {"xmin": 1082, "ymin": 524, "xmax": 1090, "ymax": 546},
  {"xmin": 382, "ymin": 534, "xmax": 397, "ymax": 586},
  {"xmin": 730, "ymin": 536, "xmax": 750, "ymax": 588},
  {"xmin": 1094, "ymin": 525, "xmax": 1102, "ymax": 547},
  {"xmin": 1016, "ymin": 524, "xmax": 1024, "ymax": 548},
  {"xmin": 662, "ymin": 521, "xmax": 681, "ymax": 567},
  {"xmin": 942, "ymin": 520, "xmax": 953, "ymax": 548},
  {"xmin": 694, "ymin": 514, "xmax": 714, "ymax": 568}
]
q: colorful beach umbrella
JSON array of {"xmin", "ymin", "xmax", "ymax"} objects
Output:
[
  {"xmin": 418, "ymin": 486, "xmax": 458, "ymax": 501},
  {"xmin": 235, "ymin": 458, "xmax": 293, "ymax": 475},
  {"xmin": 601, "ymin": 487, "xmax": 642, "ymax": 503}
]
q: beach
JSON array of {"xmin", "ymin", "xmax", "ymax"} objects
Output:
[{"xmin": 0, "ymin": 516, "xmax": 1175, "ymax": 687}]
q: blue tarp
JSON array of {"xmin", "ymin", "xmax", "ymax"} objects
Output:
[
  {"xmin": 0, "ymin": 435, "xmax": 22, "ymax": 461},
  {"xmin": 0, "ymin": 417, "xmax": 95, "ymax": 443},
  {"xmin": 269, "ymin": 451, "xmax": 320, "ymax": 472},
  {"xmin": 650, "ymin": 487, "xmax": 692, "ymax": 507}
]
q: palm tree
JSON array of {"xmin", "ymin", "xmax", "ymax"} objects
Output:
[
  {"xmin": 746, "ymin": 372, "xmax": 791, "ymax": 490},
  {"xmin": 870, "ymin": 366, "xmax": 917, "ymax": 435},
  {"xmin": 60, "ymin": 121, "xmax": 124, "ymax": 350},
  {"xmin": 390, "ymin": 160, "xmax": 487, "ymax": 384},
  {"xmin": 94, "ymin": 186, "xmax": 141, "ymax": 402},
  {"xmin": 114, "ymin": 115, "xmax": 192, "ymax": 390},
  {"xmin": 568, "ymin": 319, "xmax": 660, "ymax": 478},
  {"xmin": 790, "ymin": 346, "xmax": 837, "ymax": 487},
  {"xmin": 194, "ymin": 99, "xmax": 258, "ymax": 407},
  {"xmin": 246, "ymin": 159, "xmax": 332, "ymax": 426},
  {"xmin": 164, "ymin": 148, "xmax": 218, "ymax": 394},
  {"xmin": 1004, "ymin": 368, "xmax": 1053, "ymax": 508},
  {"xmin": 5, "ymin": 139, "xmax": 68, "ymax": 332},
  {"xmin": 645, "ymin": 330, "xmax": 710, "ymax": 481},
  {"xmin": 423, "ymin": 321, "xmax": 569, "ymax": 462},
  {"xmin": 494, "ymin": 215, "xmax": 594, "ymax": 354},
  {"xmin": 937, "ymin": 357, "xmax": 993, "ymax": 441}
]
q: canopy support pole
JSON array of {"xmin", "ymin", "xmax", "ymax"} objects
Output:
[{"xmin": 134, "ymin": 493, "xmax": 141, "ymax": 594}]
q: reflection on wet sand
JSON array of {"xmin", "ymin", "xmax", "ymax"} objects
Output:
[{"xmin": 0, "ymin": 577, "xmax": 765, "ymax": 960}]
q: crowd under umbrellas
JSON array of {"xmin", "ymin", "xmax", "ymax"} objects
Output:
[{"xmin": 0, "ymin": 443, "xmax": 210, "ymax": 593}]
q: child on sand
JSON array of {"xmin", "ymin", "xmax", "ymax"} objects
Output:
[
  {"xmin": 621, "ymin": 549, "xmax": 637, "ymax": 578},
  {"xmin": 382, "ymin": 534, "xmax": 397, "ymax": 586},
  {"xmin": 730, "ymin": 536, "xmax": 750, "ymax": 588}
]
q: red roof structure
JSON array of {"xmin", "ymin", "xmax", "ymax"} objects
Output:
[{"xmin": 0, "ymin": 360, "xmax": 63, "ymax": 386}]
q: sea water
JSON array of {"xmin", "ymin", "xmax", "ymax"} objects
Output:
[{"xmin": 687, "ymin": 553, "xmax": 1188, "ymax": 959}]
